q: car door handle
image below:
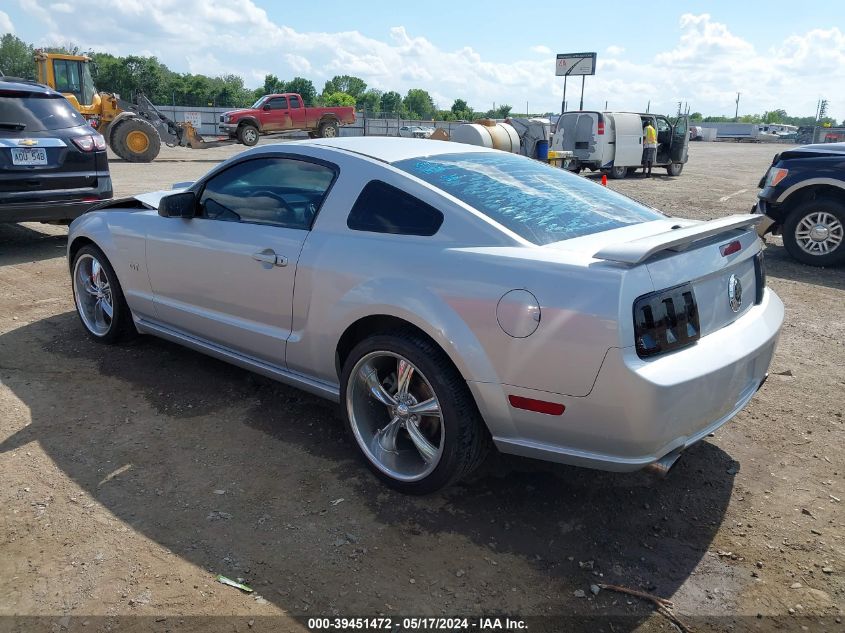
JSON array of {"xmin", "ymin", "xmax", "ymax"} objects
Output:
[{"xmin": 252, "ymin": 249, "xmax": 288, "ymax": 267}]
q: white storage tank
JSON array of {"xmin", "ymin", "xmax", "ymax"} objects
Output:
[{"xmin": 450, "ymin": 121, "xmax": 520, "ymax": 153}]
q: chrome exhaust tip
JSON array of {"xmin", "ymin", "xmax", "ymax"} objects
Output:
[{"xmin": 644, "ymin": 451, "xmax": 681, "ymax": 478}]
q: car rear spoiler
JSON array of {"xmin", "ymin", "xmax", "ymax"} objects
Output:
[{"xmin": 594, "ymin": 214, "xmax": 764, "ymax": 264}]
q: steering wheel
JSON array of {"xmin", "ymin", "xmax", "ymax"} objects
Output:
[{"xmin": 248, "ymin": 189, "xmax": 295, "ymax": 214}]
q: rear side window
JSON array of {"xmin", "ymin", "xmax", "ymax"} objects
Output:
[
  {"xmin": 347, "ymin": 180, "xmax": 444, "ymax": 236},
  {"xmin": 394, "ymin": 152, "xmax": 664, "ymax": 244},
  {"xmin": 0, "ymin": 94, "xmax": 87, "ymax": 132}
]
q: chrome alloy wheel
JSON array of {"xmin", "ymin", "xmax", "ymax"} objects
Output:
[
  {"xmin": 346, "ymin": 351, "xmax": 444, "ymax": 482},
  {"xmin": 73, "ymin": 253, "xmax": 114, "ymax": 337},
  {"xmin": 795, "ymin": 211, "xmax": 844, "ymax": 255}
]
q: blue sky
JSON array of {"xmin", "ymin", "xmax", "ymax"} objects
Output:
[{"xmin": 2, "ymin": 0, "xmax": 843, "ymax": 119}]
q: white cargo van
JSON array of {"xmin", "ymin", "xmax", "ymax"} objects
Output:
[{"xmin": 551, "ymin": 111, "xmax": 690, "ymax": 178}]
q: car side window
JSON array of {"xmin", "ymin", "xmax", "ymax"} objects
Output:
[
  {"xmin": 347, "ymin": 180, "xmax": 444, "ymax": 236},
  {"xmin": 290, "ymin": 96, "xmax": 301, "ymax": 109},
  {"xmin": 656, "ymin": 118, "xmax": 671, "ymax": 133},
  {"xmin": 267, "ymin": 97, "xmax": 288, "ymax": 110},
  {"xmin": 198, "ymin": 157, "xmax": 336, "ymax": 229}
]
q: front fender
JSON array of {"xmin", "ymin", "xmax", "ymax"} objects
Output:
[
  {"xmin": 68, "ymin": 211, "xmax": 155, "ymax": 319},
  {"xmin": 67, "ymin": 212, "xmax": 119, "ymax": 271}
]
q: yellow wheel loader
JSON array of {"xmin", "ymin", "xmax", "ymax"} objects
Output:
[{"xmin": 34, "ymin": 52, "xmax": 228, "ymax": 162}]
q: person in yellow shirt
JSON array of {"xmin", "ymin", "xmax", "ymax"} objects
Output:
[{"xmin": 642, "ymin": 120, "xmax": 658, "ymax": 177}]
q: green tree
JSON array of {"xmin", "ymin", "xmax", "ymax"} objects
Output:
[
  {"xmin": 325, "ymin": 74, "xmax": 367, "ymax": 99},
  {"xmin": 0, "ymin": 34, "xmax": 35, "ymax": 79},
  {"xmin": 763, "ymin": 109, "xmax": 787, "ymax": 124},
  {"xmin": 451, "ymin": 98, "xmax": 468, "ymax": 115},
  {"xmin": 494, "ymin": 104, "xmax": 512, "ymax": 118},
  {"xmin": 379, "ymin": 90, "xmax": 403, "ymax": 114},
  {"xmin": 403, "ymin": 88, "xmax": 435, "ymax": 119},
  {"xmin": 323, "ymin": 91, "xmax": 355, "ymax": 107},
  {"xmin": 357, "ymin": 89, "xmax": 382, "ymax": 114},
  {"xmin": 262, "ymin": 74, "xmax": 286, "ymax": 94},
  {"xmin": 690, "ymin": 112, "xmax": 703, "ymax": 121},
  {"xmin": 284, "ymin": 77, "xmax": 317, "ymax": 105}
]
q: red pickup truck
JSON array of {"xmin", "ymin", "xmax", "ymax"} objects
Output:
[{"xmin": 218, "ymin": 93, "xmax": 356, "ymax": 146}]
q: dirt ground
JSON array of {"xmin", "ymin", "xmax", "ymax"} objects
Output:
[{"xmin": 0, "ymin": 141, "xmax": 842, "ymax": 633}]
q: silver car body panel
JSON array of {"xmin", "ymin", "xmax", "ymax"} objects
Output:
[{"xmin": 68, "ymin": 138, "xmax": 784, "ymax": 472}]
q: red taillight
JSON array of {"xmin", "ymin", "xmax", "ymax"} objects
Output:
[
  {"xmin": 508, "ymin": 395, "xmax": 565, "ymax": 416},
  {"xmin": 72, "ymin": 136, "xmax": 94, "ymax": 151},
  {"xmin": 720, "ymin": 240, "xmax": 742, "ymax": 257},
  {"xmin": 72, "ymin": 134, "xmax": 106, "ymax": 152},
  {"xmin": 597, "ymin": 118, "xmax": 605, "ymax": 135}
]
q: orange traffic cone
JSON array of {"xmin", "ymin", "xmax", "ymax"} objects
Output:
[{"xmin": 601, "ymin": 174, "xmax": 608, "ymax": 187}]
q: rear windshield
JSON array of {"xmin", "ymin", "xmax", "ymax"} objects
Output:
[
  {"xmin": 394, "ymin": 152, "xmax": 664, "ymax": 244},
  {"xmin": 0, "ymin": 93, "xmax": 88, "ymax": 132}
]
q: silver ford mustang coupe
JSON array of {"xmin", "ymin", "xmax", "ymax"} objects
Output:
[{"xmin": 67, "ymin": 138, "xmax": 784, "ymax": 493}]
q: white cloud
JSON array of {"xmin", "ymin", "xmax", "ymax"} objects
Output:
[
  {"xmin": 11, "ymin": 2, "xmax": 845, "ymax": 119},
  {"xmin": 0, "ymin": 10, "xmax": 14, "ymax": 33},
  {"xmin": 49, "ymin": 3, "xmax": 72, "ymax": 12}
]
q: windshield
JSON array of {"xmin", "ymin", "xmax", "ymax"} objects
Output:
[
  {"xmin": 251, "ymin": 96, "xmax": 267, "ymax": 109},
  {"xmin": 0, "ymin": 93, "xmax": 88, "ymax": 131},
  {"xmin": 394, "ymin": 152, "xmax": 665, "ymax": 244}
]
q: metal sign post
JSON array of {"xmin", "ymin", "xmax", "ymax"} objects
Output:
[{"xmin": 556, "ymin": 52, "xmax": 597, "ymax": 113}]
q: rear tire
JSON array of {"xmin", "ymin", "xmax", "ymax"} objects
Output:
[
  {"xmin": 340, "ymin": 330, "xmax": 491, "ymax": 494},
  {"xmin": 609, "ymin": 166, "xmax": 627, "ymax": 179},
  {"xmin": 71, "ymin": 245, "xmax": 136, "ymax": 344},
  {"xmin": 318, "ymin": 121, "xmax": 339, "ymax": 138},
  {"xmin": 667, "ymin": 162, "xmax": 684, "ymax": 176},
  {"xmin": 237, "ymin": 123, "xmax": 260, "ymax": 146},
  {"xmin": 111, "ymin": 118, "xmax": 161, "ymax": 162},
  {"xmin": 782, "ymin": 198, "xmax": 845, "ymax": 267}
]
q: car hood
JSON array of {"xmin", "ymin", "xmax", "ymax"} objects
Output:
[
  {"xmin": 135, "ymin": 189, "xmax": 187, "ymax": 209},
  {"xmin": 779, "ymin": 142, "xmax": 845, "ymax": 160},
  {"xmin": 222, "ymin": 109, "xmax": 254, "ymax": 117}
]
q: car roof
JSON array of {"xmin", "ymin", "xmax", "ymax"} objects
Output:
[
  {"xmin": 294, "ymin": 137, "xmax": 499, "ymax": 163},
  {"xmin": 0, "ymin": 78, "xmax": 56, "ymax": 95}
]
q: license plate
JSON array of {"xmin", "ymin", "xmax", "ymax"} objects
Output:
[{"xmin": 11, "ymin": 147, "xmax": 48, "ymax": 166}]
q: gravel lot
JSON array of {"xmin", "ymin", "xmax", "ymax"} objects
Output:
[{"xmin": 0, "ymin": 141, "xmax": 842, "ymax": 632}]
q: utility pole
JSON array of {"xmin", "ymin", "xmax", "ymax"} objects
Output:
[
  {"xmin": 734, "ymin": 92, "xmax": 741, "ymax": 121},
  {"xmin": 579, "ymin": 75, "xmax": 585, "ymax": 110}
]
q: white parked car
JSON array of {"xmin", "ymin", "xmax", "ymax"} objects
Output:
[
  {"xmin": 67, "ymin": 138, "xmax": 784, "ymax": 493},
  {"xmin": 398, "ymin": 125, "xmax": 433, "ymax": 139}
]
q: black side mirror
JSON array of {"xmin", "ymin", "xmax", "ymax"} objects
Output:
[
  {"xmin": 158, "ymin": 191, "xmax": 197, "ymax": 218},
  {"xmin": 263, "ymin": 104, "xmax": 271, "ymax": 111}
]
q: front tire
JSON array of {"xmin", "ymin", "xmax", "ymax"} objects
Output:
[
  {"xmin": 237, "ymin": 123, "xmax": 260, "ymax": 146},
  {"xmin": 340, "ymin": 331, "xmax": 490, "ymax": 494},
  {"xmin": 782, "ymin": 198, "xmax": 845, "ymax": 267},
  {"xmin": 111, "ymin": 118, "xmax": 161, "ymax": 162},
  {"xmin": 71, "ymin": 245, "xmax": 136, "ymax": 344},
  {"xmin": 609, "ymin": 166, "xmax": 627, "ymax": 179}
]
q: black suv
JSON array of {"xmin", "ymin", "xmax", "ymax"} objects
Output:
[
  {"xmin": 1, "ymin": 79, "xmax": 112, "ymax": 223},
  {"xmin": 755, "ymin": 143, "xmax": 845, "ymax": 267}
]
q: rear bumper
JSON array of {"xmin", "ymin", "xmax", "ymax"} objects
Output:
[
  {"xmin": 0, "ymin": 177, "xmax": 113, "ymax": 223},
  {"xmin": 472, "ymin": 289, "xmax": 785, "ymax": 472}
]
